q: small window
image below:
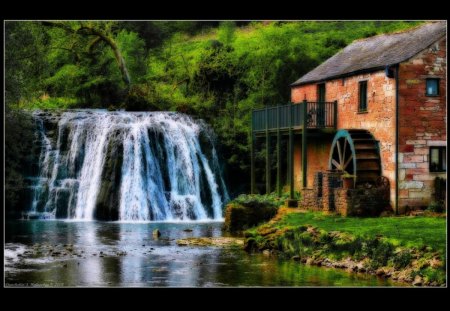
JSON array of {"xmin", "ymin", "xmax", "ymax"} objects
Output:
[
  {"xmin": 317, "ymin": 83, "xmax": 326, "ymax": 102},
  {"xmin": 358, "ymin": 81, "xmax": 367, "ymax": 112},
  {"xmin": 426, "ymin": 78, "xmax": 439, "ymax": 96},
  {"xmin": 430, "ymin": 147, "xmax": 446, "ymax": 172}
]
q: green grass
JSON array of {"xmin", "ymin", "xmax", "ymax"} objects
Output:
[
  {"xmin": 18, "ymin": 97, "xmax": 79, "ymax": 110},
  {"xmin": 278, "ymin": 212, "xmax": 446, "ymax": 253}
]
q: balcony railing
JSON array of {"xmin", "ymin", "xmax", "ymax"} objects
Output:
[{"xmin": 252, "ymin": 101, "xmax": 337, "ymax": 132}]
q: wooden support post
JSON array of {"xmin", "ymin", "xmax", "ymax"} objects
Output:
[
  {"xmin": 302, "ymin": 100, "xmax": 308, "ymax": 189},
  {"xmin": 276, "ymin": 104, "xmax": 281, "ymax": 197},
  {"xmin": 265, "ymin": 106, "xmax": 271, "ymax": 194},
  {"xmin": 333, "ymin": 100, "xmax": 338, "ymax": 129},
  {"xmin": 250, "ymin": 113, "xmax": 255, "ymax": 194},
  {"xmin": 289, "ymin": 102, "xmax": 294, "ymax": 200}
]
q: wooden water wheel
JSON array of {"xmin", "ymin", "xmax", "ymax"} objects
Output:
[{"xmin": 329, "ymin": 129, "xmax": 381, "ymax": 185}]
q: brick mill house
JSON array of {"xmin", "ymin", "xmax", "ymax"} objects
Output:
[{"xmin": 250, "ymin": 21, "xmax": 446, "ymax": 215}]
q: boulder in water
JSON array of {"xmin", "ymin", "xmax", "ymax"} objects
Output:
[{"xmin": 153, "ymin": 229, "xmax": 161, "ymax": 238}]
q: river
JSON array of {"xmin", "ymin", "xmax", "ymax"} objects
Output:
[{"xmin": 5, "ymin": 220, "xmax": 402, "ymax": 287}]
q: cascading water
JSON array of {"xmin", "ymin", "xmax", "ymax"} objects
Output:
[{"xmin": 28, "ymin": 110, "xmax": 229, "ymax": 221}]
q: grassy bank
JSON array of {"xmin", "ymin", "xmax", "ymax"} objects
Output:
[{"xmin": 245, "ymin": 208, "xmax": 446, "ymax": 286}]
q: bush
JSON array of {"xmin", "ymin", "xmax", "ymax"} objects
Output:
[
  {"xmin": 370, "ymin": 240, "xmax": 394, "ymax": 269},
  {"xmin": 224, "ymin": 200, "xmax": 278, "ymax": 232},
  {"xmin": 392, "ymin": 249, "xmax": 412, "ymax": 269},
  {"xmin": 232, "ymin": 192, "xmax": 290, "ymax": 208},
  {"xmin": 427, "ymin": 201, "xmax": 445, "ymax": 213}
]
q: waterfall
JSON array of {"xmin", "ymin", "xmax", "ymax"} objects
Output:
[{"xmin": 28, "ymin": 110, "xmax": 229, "ymax": 221}]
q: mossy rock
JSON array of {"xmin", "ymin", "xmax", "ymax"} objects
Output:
[{"xmin": 224, "ymin": 202, "xmax": 278, "ymax": 232}]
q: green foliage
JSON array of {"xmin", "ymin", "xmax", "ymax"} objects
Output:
[
  {"xmin": 421, "ymin": 267, "xmax": 446, "ymax": 284},
  {"xmin": 19, "ymin": 97, "xmax": 78, "ymax": 110},
  {"xmin": 233, "ymin": 193, "xmax": 289, "ymax": 208},
  {"xmin": 427, "ymin": 201, "xmax": 445, "ymax": 213},
  {"xmin": 217, "ymin": 21, "xmax": 236, "ymax": 46},
  {"xmin": 116, "ymin": 30, "xmax": 147, "ymax": 83},
  {"xmin": 5, "ymin": 21, "xmax": 424, "ymax": 196},
  {"xmin": 392, "ymin": 249, "xmax": 413, "ymax": 269}
]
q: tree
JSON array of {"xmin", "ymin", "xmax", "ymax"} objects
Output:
[{"xmin": 42, "ymin": 21, "xmax": 131, "ymax": 88}]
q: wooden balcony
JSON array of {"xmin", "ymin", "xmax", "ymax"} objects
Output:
[
  {"xmin": 250, "ymin": 100, "xmax": 338, "ymax": 200},
  {"xmin": 252, "ymin": 101, "xmax": 337, "ymax": 134}
]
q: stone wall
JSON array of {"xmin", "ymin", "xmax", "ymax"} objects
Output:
[
  {"xmin": 299, "ymin": 170, "xmax": 391, "ymax": 217},
  {"xmin": 322, "ymin": 170, "xmax": 343, "ymax": 212},
  {"xmin": 398, "ymin": 36, "xmax": 447, "ymax": 210},
  {"xmin": 299, "ymin": 188, "xmax": 318, "ymax": 210},
  {"xmin": 334, "ymin": 188, "xmax": 390, "ymax": 217}
]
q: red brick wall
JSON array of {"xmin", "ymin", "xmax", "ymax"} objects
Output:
[
  {"xmin": 291, "ymin": 70, "xmax": 397, "ymax": 206},
  {"xmin": 294, "ymin": 138, "xmax": 332, "ymax": 188},
  {"xmin": 398, "ymin": 37, "xmax": 447, "ymax": 210}
]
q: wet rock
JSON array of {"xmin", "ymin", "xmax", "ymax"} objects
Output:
[
  {"xmin": 153, "ymin": 229, "xmax": 161, "ymax": 238},
  {"xmin": 176, "ymin": 237, "xmax": 244, "ymax": 248},
  {"xmin": 262, "ymin": 249, "xmax": 271, "ymax": 257},
  {"xmin": 412, "ymin": 275, "xmax": 423, "ymax": 286},
  {"xmin": 94, "ymin": 133, "xmax": 123, "ymax": 221},
  {"xmin": 356, "ymin": 263, "xmax": 366, "ymax": 272}
]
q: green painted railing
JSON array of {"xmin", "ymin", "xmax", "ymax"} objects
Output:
[{"xmin": 252, "ymin": 101, "xmax": 337, "ymax": 132}]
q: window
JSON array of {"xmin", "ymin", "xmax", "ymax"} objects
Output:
[
  {"xmin": 317, "ymin": 83, "xmax": 326, "ymax": 102},
  {"xmin": 426, "ymin": 78, "xmax": 439, "ymax": 96},
  {"xmin": 358, "ymin": 81, "xmax": 368, "ymax": 112},
  {"xmin": 430, "ymin": 147, "xmax": 446, "ymax": 172}
]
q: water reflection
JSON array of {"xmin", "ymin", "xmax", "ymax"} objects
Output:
[{"xmin": 5, "ymin": 220, "xmax": 402, "ymax": 287}]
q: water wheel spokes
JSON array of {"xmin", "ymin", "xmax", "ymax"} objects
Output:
[
  {"xmin": 330, "ymin": 136, "xmax": 353, "ymax": 175},
  {"xmin": 329, "ymin": 129, "xmax": 381, "ymax": 184}
]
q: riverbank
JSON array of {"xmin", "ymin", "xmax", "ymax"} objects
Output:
[
  {"xmin": 6, "ymin": 220, "xmax": 398, "ymax": 287},
  {"xmin": 244, "ymin": 208, "xmax": 446, "ymax": 286}
]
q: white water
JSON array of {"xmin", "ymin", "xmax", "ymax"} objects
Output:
[{"xmin": 29, "ymin": 110, "xmax": 229, "ymax": 221}]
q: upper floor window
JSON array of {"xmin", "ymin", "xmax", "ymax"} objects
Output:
[
  {"xmin": 430, "ymin": 147, "xmax": 446, "ymax": 172},
  {"xmin": 426, "ymin": 78, "xmax": 439, "ymax": 96},
  {"xmin": 317, "ymin": 83, "xmax": 326, "ymax": 102},
  {"xmin": 358, "ymin": 81, "xmax": 368, "ymax": 112}
]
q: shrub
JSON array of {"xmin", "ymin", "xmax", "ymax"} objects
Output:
[
  {"xmin": 370, "ymin": 241, "xmax": 394, "ymax": 268},
  {"xmin": 392, "ymin": 249, "xmax": 412, "ymax": 269},
  {"xmin": 427, "ymin": 201, "xmax": 445, "ymax": 213},
  {"xmin": 232, "ymin": 193, "xmax": 288, "ymax": 208},
  {"xmin": 224, "ymin": 197, "xmax": 279, "ymax": 231}
]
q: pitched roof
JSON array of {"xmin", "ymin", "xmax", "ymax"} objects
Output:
[{"xmin": 291, "ymin": 21, "xmax": 447, "ymax": 86}]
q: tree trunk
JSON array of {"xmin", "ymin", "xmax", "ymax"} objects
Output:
[
  {"xmin": 94, "ymin": 32, "xmax": 131, "ymax": 87},
  {"xmin": 41, "ymin": 22, "xmax": 131, "ymax": 88}
]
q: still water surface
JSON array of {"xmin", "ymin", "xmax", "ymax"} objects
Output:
[{"xmin": 5, "ymin": 220, "xmax": 402, "ymax": 287}]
